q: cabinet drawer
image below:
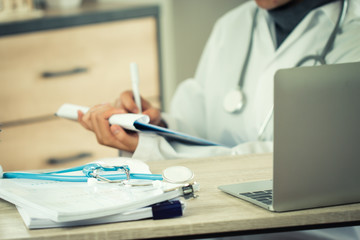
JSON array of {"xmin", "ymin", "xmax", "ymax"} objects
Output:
[
  {"xmin": 0, "ymin": 119, "xmax": 118, "ymax": 171},
  {"xmin": 0, "ymin": 16, "xmax": 160, "ymax": 123}
]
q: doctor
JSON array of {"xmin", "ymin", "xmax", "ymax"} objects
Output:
[
  {"xmin": 79, "ymin": 2, "xmax": 360, "ymax": 237},
  {"xmin": 78, "ymin": 0, "xmax": 360, "ymax": 161}
]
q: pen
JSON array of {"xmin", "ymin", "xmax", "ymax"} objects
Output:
[{"xmin": 130, "ymin": 62, "xmax": 142, "ymax": 113}]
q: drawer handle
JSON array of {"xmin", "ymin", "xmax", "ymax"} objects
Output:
[
  {"xmin": 47, "ymin": 152, "xmax": 92, "ymax": 165},
  {"xmin": 42, "ymin": 67, "xmax": 88, "ymax": 78}
]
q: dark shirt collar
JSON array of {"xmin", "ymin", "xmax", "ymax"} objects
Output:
[{"xmin": 268, "ymin": 0, "xmax": 338, "ymax": 48}]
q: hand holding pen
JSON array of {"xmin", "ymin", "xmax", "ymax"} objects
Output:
[
  {"xmin": 114, "ymin": 63, "xmax": 165, "ymax": 127},
  {"xmin": 77, "ymin": 63, "xmax": 143, "ymax": 152},
  {"xmin": 77, "ymin": 62, "xmax": 166, "ymax": 152},
  {"xmin": 113, "ymin": 62, "xmax": 145, "ymax": 114}
]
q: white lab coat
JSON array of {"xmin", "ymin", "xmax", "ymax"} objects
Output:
[{"xmin": 133, "ymin": 0, "xmax": 360, "ymax": 161}]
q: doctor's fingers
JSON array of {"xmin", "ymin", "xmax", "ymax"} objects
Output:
[
  {"xmin": 110, "ymin": 125, "xmax": 138, "ymax": 152},
  {"xmin": 89, "ymin": 106, "xmax": 137, "ymax": 150},
  {"xmin": 143, "ymin": 108, "xmax": 162, "ymax": 126},
  {"xmin": 117, "ymin": 90, "xmax": 139, "ymax": 113},
  {"xmin": 89, "ymin": 105, "xmax": 126, "ymax": 138},
  {"xmin": 77, "ymin": 110, "xmax": 92, "ymax": 131},
  {"xmin": 118, "ymin": 90, "xmax": 148, "ymax": 114},
  {"xmin": 93, "ymin": 124, "xmax": 138, "ymax": 152},
  {"xmin": 80, "ymin": 104, "xmax": 125, "ymax": 132},
  {"xmin": 78, "ymin": 104, "xmax": 110, "ymax": 131},
  {"xmin": 141, "ymin": 97, "xmax": 154, "ymax": 111},
  {"xmin": 78, "ymin": 109, "xmax": 103, "ymax": 131}
]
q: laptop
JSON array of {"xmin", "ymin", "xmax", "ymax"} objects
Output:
[{"xmin": 218, "ymin": 62, "xmax": 360, "ymax": 212}]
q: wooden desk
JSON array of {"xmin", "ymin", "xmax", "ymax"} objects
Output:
[{"xmin": 1, "ymin": 154, "xmax": 360, "ymax": 239}]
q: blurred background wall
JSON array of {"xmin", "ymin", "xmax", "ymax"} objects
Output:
[{"xmin": 101, "ymin": 0, "xmax": 247, "ymax": 111}]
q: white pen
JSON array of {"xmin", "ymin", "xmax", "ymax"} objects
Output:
[{"xmin": 130, "ymin": 62, "xmax": 142, "ymax": 113}]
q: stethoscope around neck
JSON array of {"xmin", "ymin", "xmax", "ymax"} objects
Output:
[{"xmin": 223, "ymin": 0, "xmax": 349, "ymax": 140}]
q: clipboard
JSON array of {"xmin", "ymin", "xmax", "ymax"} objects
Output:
[{"xmin": 56, "ymin": 103, "xmax": 220, "ymax": 146}]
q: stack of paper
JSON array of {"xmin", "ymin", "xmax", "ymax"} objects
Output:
[
  {"xmin": 16, "ymin": 200, "xmax": 184, "ymax": 229},
  {"xmin": 0, "ymin": 158, "xmax": 196, "ymax": 229}
]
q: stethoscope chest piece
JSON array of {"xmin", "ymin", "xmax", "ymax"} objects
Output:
[
  {"xmin": 162, "ymin": 166, "xmax": 194, "ymax": 184},
  {"xmin": 223, "ymin": 88, "xmax": 245, "ymax": 113}
]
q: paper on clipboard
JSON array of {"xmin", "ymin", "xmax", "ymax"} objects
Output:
[{"xmin": 55, "ymin": 103, "xmax": 220, "ymax": 146}]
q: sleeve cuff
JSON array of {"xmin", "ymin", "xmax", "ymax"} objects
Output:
[
  {"xmin": 231, "ymin": 141, "xmax": 273, "ymax": 155},
  {"xmin": 132, "ymin": 133, "xmax": 173, "ymax": 161}
]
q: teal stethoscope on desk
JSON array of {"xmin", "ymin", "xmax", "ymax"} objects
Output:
[
  {"xmin": 223, "ymin": 0, "xmax": 349, "ymax": 140},
  {"xmin": 1, "ymin": 164, "xmax": 194, "ymax": 184}
]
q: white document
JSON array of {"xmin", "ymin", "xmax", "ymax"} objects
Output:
[{"xmin": 16, "ymin": 205, "xmax": 154, "ymax": 229}]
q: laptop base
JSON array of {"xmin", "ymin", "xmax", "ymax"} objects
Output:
[{"xmin": 218, "ymin": 180, "xmax": 274, "ymax": 211}]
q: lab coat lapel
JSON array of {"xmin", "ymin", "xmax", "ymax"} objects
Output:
[{"xmin": 257, "ymin": 9, "xmax": 276, "ymax": 56}]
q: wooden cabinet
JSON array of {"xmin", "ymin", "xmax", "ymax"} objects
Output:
[{"xmin": 0, "ymin": 4, "xmax": 161, "ymax": 171}]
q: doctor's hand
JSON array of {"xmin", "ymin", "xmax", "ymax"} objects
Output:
[
  {"xmin": 77, "ymin": 103, "xmax": 139, "ymax": 152},
  {"xmin": 114, "ymin": 90, "xmax": 167, "ymax": 128}
]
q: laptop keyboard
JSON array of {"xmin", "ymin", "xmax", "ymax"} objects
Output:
[{"xmin": 239, "ymin": 190, "xmax": 273, "ymax": 205}]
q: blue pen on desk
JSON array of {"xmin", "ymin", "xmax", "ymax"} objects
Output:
[{"xmin": 130, "ymin": 62, "xmax": 142, "ymax": 113}]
